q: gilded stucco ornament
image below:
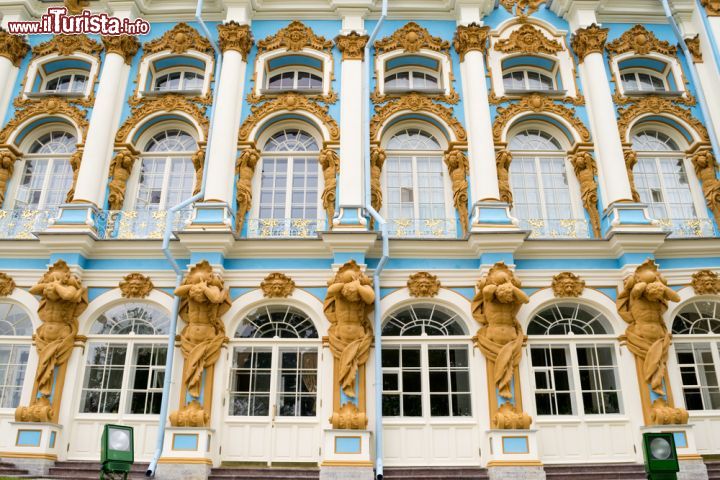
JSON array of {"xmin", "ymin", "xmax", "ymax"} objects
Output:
[
  {"xmin": 331, "ymin": 402, "xmax": 366, "ymax": 430},
  {"xmin": 0, "ymin": 28, "xmax": 30, "ymax": 67},
  {"xmin": 701, "ymin": 0, "xmax": 720, "ymax": 15},
  {"xmin": 616, "ymin": 96, "xmax": 709, "ymax": 142},
  {"xmin": 65, "ymin": 0, "xmax": 89, "ymax": 15},
  {"xmin": 119, "ymin": 273, "xmax": 154, "ymax": 298},
  {"xmin": 65, "ymin": 149, "xmax": 83, "ymax": 202},
  {"xmin": 690, "ymin": 148, "xmax": 720, "ymax": 230},
  {"xmin": 494, "ymin": 24, "xmax": 562, "ymax": 55},
  {"xmin": 472, "ymin": 262, "xmax": 531, "ymax": 429},
  {"xmin": 495, "ymin": 149, "xmax": 513, "ymax": 206},
  {"xmin": 686, "ymin": 35, "xmax": 703, "ymax": 63},
  {"xmin": 0, "ymin": 149, "xmax": 18, "ymax": 207},
  {"xmin": 115, "ymin": 95, "xmax": 209, "ymax": 144},
  {"xmin": 606, "ymin": 25, "xmax": 677, "ymax": 57},
  {"xmin": 444, "ymin": 149, "xmax": 470, "ymax": 236},
  {"xmin": 191, "ymin": 148, "xmax": 205, "ymax": 195},
  {"xmin": 257, "ymin": 20, "xmax": 333, "ymax": 54},
  {"xmin": 571, "ymin": 24, "xmax": 608, "ymax": 63},
  {"xmin": 0, "ymin": 272, "xmax": 16, "ymax": 297},
  {"xmin": 623, "ymin": 149, "xmax": 641, "ymax": 202},
  {"xmin": 336, "ymin": 32, "xmax": 369, "ymax": 61},
  {"xmin": 141, "ymin": 23, "xmax": 213, "ymax": 59},
  {"xmin": 319, "ymin": 148, "xmax": 339, "ymax": 224},
  {"xmin": 691, "ymin": 269, "xmax": 720, "ymax": 295},
  {"xmin": 407, "ymin": 272, "xmax": 441, "ymax": 298},
  {"xmin": 499, "ymin": 0, "xmax": 545, "ymax": 17},
  {"xmin": 551, "ymin": 272, "xmax": 585, "ymax": 298},
  {"xmin": 16, "ymin": 260, "xmax": 87, "ymax": 423},
  {"xmin": 370, "ymin": 146, "xmax": 386, "ymax": 215},
  {"xmin": 218, "ymin": 21, "xmax": 253, "ymax": 60},
  {"xmin": 107, "ymin": 149, "xmax": 137, "ymax": 210},
  {"xmin": 453, "ymin": 23, "xmax": 489, "ymax": 62},
  {"xmin": 261, "ymin": 272, "xmax": 295, "ymax": 298},
  {"xmin": 375, "ymin": 22, "xmax": 450, "ymax": 55},
  {"xmin": 235, "ymin": 147, "xmax": 260, "ymax": 233},
  {"xmin": 32, "ymin": 34, "xmax": 101, "ymax": 58},
  {"xmin": 569, "ymin": 151, "xmax": 602, "ymax": 238},
  {"xmin": 101, "ymin": 35, "xmax": 140, "ymax": 65},
  {"xmin": 371, "ymin": 94, "xmax": 467, "ymax": 143},
  {"xmin": 170, "ymin": 261, "xmax": 231, "ymax": 427},
  {"xmin": 492, "ymin": 94, "xmax": 590, "ymax": 143},
  {"xmin": 0, "ymin": 98, "xmax": 89, "ymax": 143}
]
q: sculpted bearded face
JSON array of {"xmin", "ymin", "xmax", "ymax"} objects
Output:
[
  {"xmin": 126, "ymin": 277, "xmax": 146, "ymax": 297},
  {"xmin": 559, "ymin": 277, "xmax": 577, "ymax": 296},
  {"xmin": 268, "ymin": 279, "xmax": 287, "ymax": 297},
  {"xmin": 415, "ymin": 278, "xmax": 435, "ymax": 296}
]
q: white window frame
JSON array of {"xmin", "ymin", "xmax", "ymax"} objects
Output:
[
  {"xmin": 609, "ymin": 52, "xmax": 687, "ymax": 99},
  {"xmin": 619, "ymin": 68, "xmax": 669, "ymax": 93},
  {"xmin": 254, "ymin": 50, "xmax": 332, "ymax": 98},
  {"xmin": 41, "ymin": 69, "xmax": 90, "ymax": 94},
  {"xmin": 375, "ymin": 49, "xmax": 452, "ymax": 98},
  {"xmin": 383, "ymin": 66, "xmax": 442, "ymax": 93},
  {"xmin": 135, "ymin": 51, "xmax": 214, "ymax": 100},
  {"xmin": 0, "ymin": 301, "xmax": 33, "ymax": 412},
  {"xmin": 150, "ymin": 67, "xmax": 206, "ymax": 93},
  {"xmin": 501, "ymin": 66, "xmax": 557, "ymax": 92},
  {"xmin": 22, "ymin": 53, "xmax": 99, "ymax": 100},
  {"xmin": 264, "ymin": 66, "xmax": 324, "ymax": 93}
]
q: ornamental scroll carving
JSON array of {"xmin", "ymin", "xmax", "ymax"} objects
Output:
[
  {"xmin": 218, "ymin": 22, "xmax": 253, "ymax": 59},
  {"xmin": 370, "ymin": 146, "xmax": 386, "ymax": 215},
  {"xmin": 494, "ymin": 24, "xmax": 563, "ymax": 55},
  {"xmin": 0, "ymin": 98, "xmax": 89, "ymax": 143},
  {"xmin": 0, "ymin": 272, "xmax": 15, "ymax": 297},
  {"xmin": 0, "ymin": 27, "xmax": 30, "ymax": 67},
  {"xmin": 257, "ymin": 20, "xmax": 333, "ymax": 55},
  {"xmin": 235, "ymin": 147, "xmax": 260, "ymax": 234},
  {"xmin": 115, "ymin": 95, "xmax": 209, "ymax": 144},
  {"xmin": 499, "ymin": 0, "xmax": 545, "ymax": 17},
  {"xmin": 571, "ymin": 24, "xmax": 608, "ymax": 63},
  {"xmin": 454, "ymin": 23, "xmax": 489, "ymax": 62},
  {"xmin": 444, "ymin": 149, "xmax": 469, "ymax": 236},
  {"xmin": 691, "ymin": 269, "xmax": 720, "ymax": 295},
  {"xmin": 569, "ymin": 151, "xmax": 602, "ymax": 238},
  {"xmin": 472, "ymin": 262, "xmax": 531, "ymax": 429},
  {"xmin": 370, "ymin": 94, "xmax": 466, "ymax": 143},
  {"xmin": 686, "ymin": 35, "xmax": 703, "ymax": 63},
  {"xmin": 616, "ymin": 96, "xmax": 710, "ymax": 142},
  {"xmin": 0, "ymin": 149, "xmax": 18, "ymax": 207},
  {"xmin": 141, "ymin": 23, "xmax": 213, "ymax": 60},
  {"xmin": 623, "ymin": 149, "xmax": 642, "ymax": 202},
  {"xmin": 108, "ymin": 149, "xmax": 137, "ymax": 210},
  {"xmin": 374, "ymin": 22, "xmax": 450, "ymax": 55},
  {"xmin": 170, "ymin": 261, "xmax": 231, "ymax": 427},
  {"xmin": 261, "ymin": 272, "xmax": 295, "ymax": 298},
  {"xmin": 407, "ymin": 272, "xmax": 441, "ymax": 298},
  {"xmin": 16, "ymin": 260, "xmax": 87, "ymax": 423},
  {"xmin": 102, "ymin": 35, "xmax": 140, "ymax": 65},
  {"xmin": 32, "ymin": 34, "xmax": 102, "ymax": 58},
  {"xmin": 319, "ymin": 148, "xmax": 339, "ymax": 224},
  {"xmin": 119, "ymin": 273, "xmax": 154, "ymax": 298},
  {"xmin": 606, "ymin": 25, "xmax": 677, "ymax": 57},
  {"xmin": 551, "ymin": 272, "xmax": 585, "ymax": 298},
  {"xmin": 65, "ymin": 149, "xmax": 83, "ymax": 202},
  {"xmin": 336, "ymin": 32, "xmax": 369, "ymax": 61},
  {"xmin": 690, "ymin": 148, "xmax": 720, "ymax": 230},
  {"xmin": 617, "ymin": 260, "xmax": 688, "ymax": 425},
  {"xmin": 495, "ymin": 149, "xmax": 513, "ymax": 206},
  {"xmin": 701, "ymin": 0, "xmax": 720, "ymax": 16}
]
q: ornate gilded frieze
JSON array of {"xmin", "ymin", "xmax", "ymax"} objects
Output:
[
  {"xmin": 258, "ymin": 20, "xmax": 332, "ymax": 55},
  {"xmin": 444, "ymin": 149, "xmax": 470, "ymax": 236},
  {"xmin": 375, "ymin": 22, "xmax": 450, "ymax": 55},
  {"xmin": 191, "ymin": 148, "xmax": 205, "ymax": 195},
  {"xmin": 499, "ymin": 0, "xmax": 545, "ymax": 17},
  {"xmin": 370, "ymin": 94, "xmax": 466, "ymax": 143},
  {"xmin": 370, "ymin": 146, "xmax": 386, "ymax": 214},
  {"xmin": 0, "ymin": 149, "xmax": 19, "ymax": 207},
  {"xmin": 115, "ymin": 94, "xmax": 209, "ymax": 144},
  {"xmin": 606, "ymin": 25, "xmax": 676, "ymax": 57},
  {"xmin": 489, "ymin": 91, "xmax": 585, "ymax": 106},
  {"xmin": 235, "ymin": 147, "xmax": 260, "ymax": 233},
  {"xmin": 101, "ymin": 35, "xmax": 140, "ymax": 65},
  {"xmin": 571, "ymin": 24, "xmax": 608, "ymax": 63},
  {"xmin": 218, "ymin": 21, "xmax": 253, "ymax": 60},
  {"xmin": 0, "ymin": 28, "xmax": 30, "ymax": 67},
  {"xmin": 623, "ymin": 148, "xmax": 642, "ymax": 202},
  {"xmin": 247, "ymin": 90, "xmax": 337, "ymax": 106},
  {"xmin": 569, "ymin": 151, "xmax": 602, "ymax": 238},
  {"xmin": 495, "ymin": 149, "xmax": 513, "ymax": 206},
  {"xmin": 454, "ymin": 23, "xmax": 489, "ymax": 62},
  {"xmin": 690, "ymin": 148, "xmax": 720, "ymax": 230},
  {"xmin": 407, "ymin": 272, "xmax": 441, "ymax": 298},
  {"xmin": 492, "ymin": 93, "xmax": 590, "ymax": 143},
  {"xmin": 319, "ymin": 148, "xmax": 339, "ymax": 225},
  {"xmin": 494, "ymin": 24, "xmax": 562, "ymax": 55},
  {"xmin": 691, "ymin": 269, "xmax": 720, "ymax": 295},
  {"xmin": 142, "ymin": 22, "xmax": 213, "ymax": 60},
  {"xmin": 238, "ymin": 93, "xmax": 339, "ymax": 142},
  {"xmin": 119, "ymin": 273, "xmax": 154, "ymax": 298},
  {"xmin": 686, "ymin": 35, "xmax": 703, "ymax": 63},
  {"xmin": 0, "ymin": 272, "xmax": 15, "ymax": 297},
  {"xmin": 551, "ymin": 272, "xmax": 585, "ymax": 297},
  {"xmin": 616, "ymin": 96, "xmax": 709, "ymax": 142},
  {"xmin": 336, "ymin": 32, "xmax": 369, "ymax": 61},
  {"xmin": 65, "ymin": 148, "xmax": 83, "ymax": 202},
  {"xmin": 32, "ymin": 34, "xmax": 102, "ymax": 58},
  {"xmin": 0, "ymin": 97, "xmax": 89, "ymax": 143},
  {"xmin": 701, "ymin": 0, "xmax": 720, "ymax": 15},
  {"xmin": 261, "ymin": 272, "xmax": 296, "ymax": 298},
  {"xmin": 107, "ymin": 149, "xmax": 138, "ymax": 210},
  {"xmin": 611, "ymin": 90, "xmax": 696, "ymax": 108}
]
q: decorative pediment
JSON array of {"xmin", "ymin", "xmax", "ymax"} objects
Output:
[
  {"xmin": 616, "ymin": 96, "xmax": 709, "ymax": 142},
  {"xmin": 141, "ymin": 23, "xmax": 214, "ymax": 60},
  {"xmin": 370, "ymin": 94, "xmax": 466, "ymax": 142},
  {"xmin": 606, "ymin": 25, "xmax": 676, "ymax": 57},
  {"xmin": 494, "ymin": 24, "xmax": 563, "ymax": 55},
  {"xmin": 0, "ymin": 97, "xmax": 89, "ymax": 143},
  {"xmin": 32, "ymin": 34, "xmax": 102, "ymax": 58},
  {"xmin": 257, "ymin": 20, "xmax": 333, "ymax": 55},
  {"xmin": 374, "ymin": 22, "xmax": 450, "ymax": 55},
  {"xmin": 115, "ymin": 94, "xmax": 208, "ymax": 144}
]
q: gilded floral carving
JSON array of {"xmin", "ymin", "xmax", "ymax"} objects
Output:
[
  {"xmin": 690, "ymin": 148, "xmax": 720, "ymax": 230},
  {"xmin": 492, "ymin": 94, "xmax": 590, "ymax": 142},
  {"xmin": 115, "ymin": 95, "xmax": 209, "ymax": 144},
  {"xmin": 235, "ymin": 147, "xmax": 260, "ymax": 233},
  {"xmin": 108, "ymin": 149, "xmax": 137, "ymax": 210},
  {"xmin": 453, "ymin": 23, "xmax": 489, "ymax": 61},
  {"xmin": 444, "ymin": 149, "xmax": 470, "ymax": 236},
  {"xmin": 494, "ymin": 24, "xmax": 562, "ymax": 55},
  {"xmin": 336, "ymin": 32, "xmax": 369, "ymax": 60},
  {"xmin": 16, "ymin": 260, "xmax": 88, "ymax": 423},
  {"xmin": 261, "ymin": 272, "xmax": 296, "ymax": 298},
  {"xmin": 701, "ymin": 0, "xmax": 720, "ymax": 15},
  {"xmin": 571, "ymin": 24, "xmax": 608, "ymax": 63},
  {"xmin": 64, "ymin": 149, "xmax": 83, "ymax": 202},
  {"xmin": 606, "ymin": 25, "xmax": 676, "ymax": 57},
  {"xmin": 370, "ymin": 146, "xmax": 386, "ymax": 215},
  {"xmin": 0, "ymin": 28, "xmax": 30, "ymax": 67},
  {"xmin": 0, "ymin": 98, "xmax": 89, "ymax": 143},
  {"xmin": 0, "ymin": 272, "xmax": 15, "ymax": 297},
  {"xmin": 101, "ymin": 35, "xmax": 140, "ymax": 65},
  {"xmin": 499, "ymin": 0, "xmax": 545, "ymax": 17},
  {"xmin": 407, "ymin": 272, "xmax": 441, "ymax": 298},
  {"xmin": 569, "ymin": 151, "xmax": 602, "ymax": 238},
  {"xmin": 623, "ymin": 149, "xmax": 641, "ymax": 202},
  {"xmin": 141, "ymin": 23, "xmax": 213, "ymax": 60},
  {"xmin": 32, "ymin": 34, "xmax": 101, "ymax": 58},
  {"xmin": 257, "ymin": 20, "xmax": 332, "ymax": 54},
  {"xmin": 0, "ymin": 149, "xmax": 18, "ymax": 207},
  {"xmin": 375, "ymin": 22, "xmax": 450, "ymax": 55},
  {"xmin": 371, "ymin": 94, "xmax": 466, "ymax": 143},
  {"xmin": 685, "ymin": 35, "xmax": 703, "ymax": 63},
  {"xmin": 191, "ymin": 148, "xmax": 205, "ymax": 195},
  {"xmin": 691, "ymin": 269, "xmax": 720, "ymax": 295},
  {"xmin": 319, "ymin": 148, "xmax": 339, "ymax": 224},
  {"xmin": 119, "ymin": 273, "xmax": 154, "ymax": 298},
  {"xmin": 495, "ymin": 149, "xmax": 513, "ymax": 206},
  {"xmin": 218, "ymin": 22, "xmax": 253, "ymax": 60},
  {"xmin": 616, "ymin": 96, "xmax": 709, "ymax": 142},
  {"xmin": 551, "ymin": 272, "xmax": 585, "ymax": 297}
]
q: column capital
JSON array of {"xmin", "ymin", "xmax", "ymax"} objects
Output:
[
  {"xmin": 453, "ymin": 23, "xmax": 490, "ymax": 61},
  {"xmin": 0, "ymin": 27, "xmax": 29, "ymax": 67},
  {"xmin": 336, "ymin": 31, "xmax": 369, "ymax": 61},
  {"xmin": 701, "ymin": 0, "xmax": 720, "ymax": 16},
  {"xmin": 571, "ymin": 23, "xmax": 608, "ymax": 63},
  {"xmin": 218, "ymin": 21, "xmax": 253, "ymax": 60},
  {"xmin": 101, "ymin": 34, "xmax": 140, "ymax": 65}
]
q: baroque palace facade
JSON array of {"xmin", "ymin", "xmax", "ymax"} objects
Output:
[{"xmin": 2, "ymin": 0, "xmax": 720, "ymax": 479}]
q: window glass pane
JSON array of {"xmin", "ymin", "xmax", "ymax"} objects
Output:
[
  {"xmin": 530, "ymin": 346, "xmax": 575, "ymax": 415},
  {"xmin": 79, "ymin": 343, "xmax": 127, "ymax": 414},
  {"xmin": 229, "ymin": 347, "xmax": 272, "ymax": 416},
  {"xmin": 127, "ymin": 344, "xmax": 166, "ymax": 414},
  {"xmin": 277, "ymin": 348, "xmax": 318, "ymax": 417},
  {"xmin": 675, "ymin": 342, "xmax": 720, "ymax": 410},
  {"xmin": 382, "ymin": 304, "xmax": 466, "ymax": 336},
  {"xmin": 428, "ymin": 345, "xmax": 472, "ymax": 417},
  {"xmin": 621, "ymin": 73, "xmax": 639, "ymax": 91},
  {"xmin": 0, "ymin": 303, "xmax": 33, "ymax": 336},
  {"xmin": 385, "ymin": 71, "xmax": 409, "ymax": 89},
  {"xmin": 182, "ymin": 72, "xmax": 204, "ymax": 90},
  {"xmin": 381, "ymin": 346, "xmax": 422, "ymax": 417},
  {"xmin": 0, "ymin": 344, "xmax": 29, "ymax": 408},
  {"xmin": 236, "ymin": 305, "xmax": 318, "ymax": 339},
  {"xmin": 92, "ymin": 303, "xmax": 170, "ymax": 335},
  {"xmin": 527, "ymin": 303, "xmax": 610, "ymax": 335},
  {"xmin": 673, "ymin": 300, "xmax": 720, "ymax": 334},
  {"xmin": 576, "ymin": 345, "xmax": 621, "ymax": 414}
]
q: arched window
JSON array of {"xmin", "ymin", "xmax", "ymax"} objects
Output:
[
  {"xmin": 14, "ymin": 130, "xmax": 76, "ymax": 211},
  {"xmin": 0, "ymin": 302, "xmax": 32, "ymax": 408},
  {"xmin": 267, "ymin": 69, "xmax": 323, "ymax": 92},
  {"xmin": 42, "ymin": 71, "xmax": 88, "ymax": 94},
  {"xmin": 672, "ymin": 300, "xmax": 720, "ymax": 411},
  {"xmin": 502, "ymin": 68, "xmax": 555, "ymax": 92},
  {"xmin": 527, "ymin": 303, "xmax": 622, "ymax": 416},
  {"xmin": 229, "ymin": 306, "xmax": 319, "ymax": 417},
  {"xmin": 620, "ymin": 70, "xmax": 667, "ymax": 93},
  {"xmin": 381, "ymin": 304, "xmax": 471, "ymax": 418},
  {"xmin": 508, "ymin": 129, "xmax": 585, "ymax": 237},
  {"xmin": 384, "ymin": 69, "xmax": 440, "ymax": 92},
  {"xmin": 631, "ymin": 129, "xmax": 700, "ymax": 225},
  {"xmin": 152, "ymin": 69, "xmax": 204, "ymax": 92},
  {"xmin": 79, "ymin": 303, "xmax": 169, "ymax": 415}
]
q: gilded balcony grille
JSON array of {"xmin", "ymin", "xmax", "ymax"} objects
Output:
[
  {"xmin": 245, "ymin": 218, "xmax": 326, "ymax": 238},
  {"xmin": 519, "ymin": 218, "xmax": 590, "ymax": 239},
  {"xmin": 387, "ymin": 218, "xmax": 457, "ymax": 239},
  {"xmin": 96, "ymin": 209, "xmax": 193, "ymax": 239},
  {"xmin": 0, "ymin": 209, "xmax": 56, "ymax": 239},
  {"xmin": 656, "ymin": 218, "xmax": 715, "ymax": 238}
]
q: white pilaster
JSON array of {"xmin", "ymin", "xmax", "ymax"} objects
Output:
[{"xmin": 0, "ymin": 13, "xmax": 29, "ymax": 130}]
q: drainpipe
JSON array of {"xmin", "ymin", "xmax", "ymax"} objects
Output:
[
  {"xmin": 362, "ymin": 1, "xmax": 388, "ymax": 479},
  {"xmin": 661, "ymin": 0, "xmax": 720, "ymax": 162},
  {"xmin": 696, "ymin": 0, "xmax": 720, "ymax": 81},
  {"xmin": 146, "ymin": 0, "xmax": 224, "ymax": 475}
]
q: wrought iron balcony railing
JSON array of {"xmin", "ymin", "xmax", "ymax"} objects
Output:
[
  {"xmin": 0, "ymin": 209, "xmax": 56, "ymax": 239},
  {"xmin": 387, "ymin": 218, "xmax": 457, "ymax": 239},
  {"xmin": 519, "ymin": 218, "xmax": 591, "ymax": 239},
  {"xmin": 96, "ymin": 209, "xmax": 193, "ymax": 239},
  {"xmin": 245, "ymin": 218, "xmax": 326, "ymax": 238},
  {"xmin": 656, "ymin": 218, "xmax": 715, "ymax": 238}
]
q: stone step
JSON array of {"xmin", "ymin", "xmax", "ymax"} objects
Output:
[
  {"xmin": 381, "ymin": 467, "xmax": 489, "ymax": 479},
  {"xmin": 544, "ymin": 463, "xmax": 647, "ymax": 480},
  {"xmin": 0, "ymin": 468, "xmax": 31, "ymax": 476},
  {"xmin": 209, "ymin": 467, "xmax": 320, "ymax": 480},
  {"xmin": 52, "ymin": 461, "xmax": 150, "ymax": 472}
]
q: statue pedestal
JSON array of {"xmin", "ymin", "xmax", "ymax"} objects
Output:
[
  {"xmin": 0, "ymin": 422, "xmax": 62, "ymax": 476},
  {"xmin": 320, "ymin": 429, "xmax": 373, "ymax": 480},
  {"xmin": 485, "ymin": 429, "xmax": 545, "ymax": 480},
  {"xmin": 156, "ymin": 427, "xmax": 214, "ymax": 480},
  {"xmin": 640, "ymin": 424, "xmax": 708, "ymax": 480}
]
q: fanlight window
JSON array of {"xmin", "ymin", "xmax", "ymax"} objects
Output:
[
  {"xmin": 503, "ymin": 69, "xmax": 554, "ymax": 92},
  {"xmin": 672, "ymin": 300, "xmax": 720, "ymax": 335},
  {"xmin": 267, "ymin": 70, "xmax": 322, "ymax": 92},
  {"xmin": 90, "ymin": 303, "xmax": 171, "ymax": 335},
  {"xmin": 384, "ymin": 70, "xmax": 440, "ymax": 91},
  {"xmin": 42, "ymin": 72, "xmax": 88, "ymax": 94},
  {"xmin": 153, "ymin": 70, "xmax": 204, "ymax": 92},
  {"xmin": 527, "ymin": 303, "xmax": 611, "ymax": 335},
  {"xmin": 0, "ymin": 303, "xmax": 33, "ymax": 336},
  {"xmin": 509, "ymin": 129, "xmax": 562, "ymax": 151},
  {"xmin": 620, "ymin": 71, "xmax": 666, "ymax": 93},
  {"xmin": 0, "ymin": 302, "xmax": 32, "ymax": 408},
  {"xmin": 382, "ymin": 304, "xmax": 467, "ymax": 336},
  {"xmin": 235, "ymin": 305, "xmax": 319, "ymax": 339}
]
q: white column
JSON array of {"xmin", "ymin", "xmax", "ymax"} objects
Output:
[
  {"xmin": 0, "ymin": 15, "xmax": 29, "ymax": 129},
  {"xmin": 71, "ymin": 37, "xmax": 137, "ymax": 206}
]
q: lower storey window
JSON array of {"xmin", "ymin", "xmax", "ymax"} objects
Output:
[
  {"xmin": 675, "ymin": 342, "xmax": 720, "ymax": 410},
  {"xmin": 0, "ymin": 344, "xmax": 29, "ymax": 408}
]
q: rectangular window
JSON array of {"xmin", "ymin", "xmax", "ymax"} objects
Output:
[
  {"xmin": 229, "ymin": 347, "xmax": 272, "ymax": 416},
  {"xmin": 381, "ymin": 346, "xmax": 422, "ymax": 417},
  {"xmin": 427, "ymin": 345, "xmax": 472, "ymax": 417},
  {"xmin": 675, "ymin": 342, "xmax": 720, "ymax": 410},
  {"xmin": 576, "ymin": 345, "xmax": 621, "ymax": 414},
  {"xmin": 79, "ymin": 343, "xmax": 127, "ymax": 414},
  {"xmin": 277, "ymin": 348, "xmax": 318, "ymax": 417},
  {"xmin": 126, "ymin": 344, "xmax": 166, "ymax": 415},
  {"xmin": 530, "ymin": 346, "xmax": 575, "ymax": 415},
  {"xmin": 634, "ymin": 157, "xmax": 696, "ymax": 222},
  {"xmin": 0, "ymin": 344, "xmax": 30, "ymax": 408}
]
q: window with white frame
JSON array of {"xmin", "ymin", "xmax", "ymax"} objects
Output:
[
  {"xmin": 152, "ymin": 69, "xmax": 204, "ymax": 92},
  {"xmin": 266, "ymin": 69, "xmax": 323, "ymax": 92},
  {"xmin": 620, "ymin": 70, "xmax": 667, "ymax": 93},
  {"xmin": 0, "ymin": 302, "xmax": 32, "ymax": 409},
  {"xmin": 502, "ymin": 68, "xmax": 555, "ymax": 92},
  {"xmin": 384, "ymin": 69, "xmax": 440, "ymax": 92},
  {"xmin": 631, "ymin": 129, "xmax": 699, "ymax": 223},
  {"xmin": 229, "ymin": 306, "xmax": 319, "ymax": 417},
  {"xmin": 508, "ymin": 129, "xmax": 585, "ymax": 236},
  {"xmin": 672, "ymin": 300, "xmax": 720, "ymax": 411},
  {"xmin": 14, "ymin": 130, "xmax": 76, "ymax": 210},
  {"xmin": 42, "ymin": 71, "xmax": 88, "ymax": 94},
  {"xmin": 528, "ymin": 303, "xmax": 622, "ymax": 416},
  {"xmin": 79, "ymin": 303, "xmax": 169, "ymax": 415},
  {"xmin": 381, "ymin": 304, "xmax": 472, "ymax": 418}
]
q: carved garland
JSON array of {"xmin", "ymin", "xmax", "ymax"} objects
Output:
[
  {"xmin": 606, "ymin": 25, "xmax": 677, "ymax": 57},
  {"xmin": 0, "ymin": 97, "xmax": 89, "ymax": 143},
  {"xmin": 0, "ymin": 28, "xmax": 30, "ymax": 67},
  {"xmin": 494, "ymin": 24, "xmax": 563, "ymax": 55},
  {"xmin": 615, "ymin": 96, "xmax": 709, "ymax": 142},
  {"xmin": 141, "ymin": 23, "xmax": 214, "ymax": 60},
  {"xmin": 374, "ymin": 22, "xmax": 450, "ymax": 55},
  {"xmin": 258, "ymin": 20, "xmax": 333, "ymax": 55},
  {"xmin": 115, "ymin": 94, "xmax": 209, "ymax": 144},
  {"xmin": 32, "ymin": 34, "xmax": 102, "ymax": 58}
]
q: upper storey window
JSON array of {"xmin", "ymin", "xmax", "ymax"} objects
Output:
[
  {"xmin": 152, "ymin": 68, "xmax": 204, "ymax": 93},
  {"xmin": 502, "ymin": 67, "xmax": 555, "ymax": 92},
  {"xmin": 620, "ymin": 70, "xmax": 667, "ymax": 93},
  {"xmin": 266, "ymin": 67, "xmax": 323, "ymax": 93},
  {"xmin": 42, "ymin": 71, "xmax": 88, "ymax": 94},
  {"xmin": 383, "ymin": 61, "xmax": 442, "ymax": 94}
]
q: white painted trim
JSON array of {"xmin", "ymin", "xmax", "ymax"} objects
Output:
[
  {"xmin": 135, "ymin": 50, "xmax": 214, "ymax": 100},
  {"xmin": 374, "ymin": 48, "xmax": 452, "ymax": 98},
  {"xmin": 22, "ymin": 52, "xmax": 100, "ymax": 101},
  {"xmin": 253, "ymin": 48, "xmax": 333, "ymax": 97},
  {"xmin": 378, "ymin": 287, "xmax": 475, "ymax": 335},
  {"xmin": 76, "ymin": 288, "xmax": 175, "ymax": 335}
]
